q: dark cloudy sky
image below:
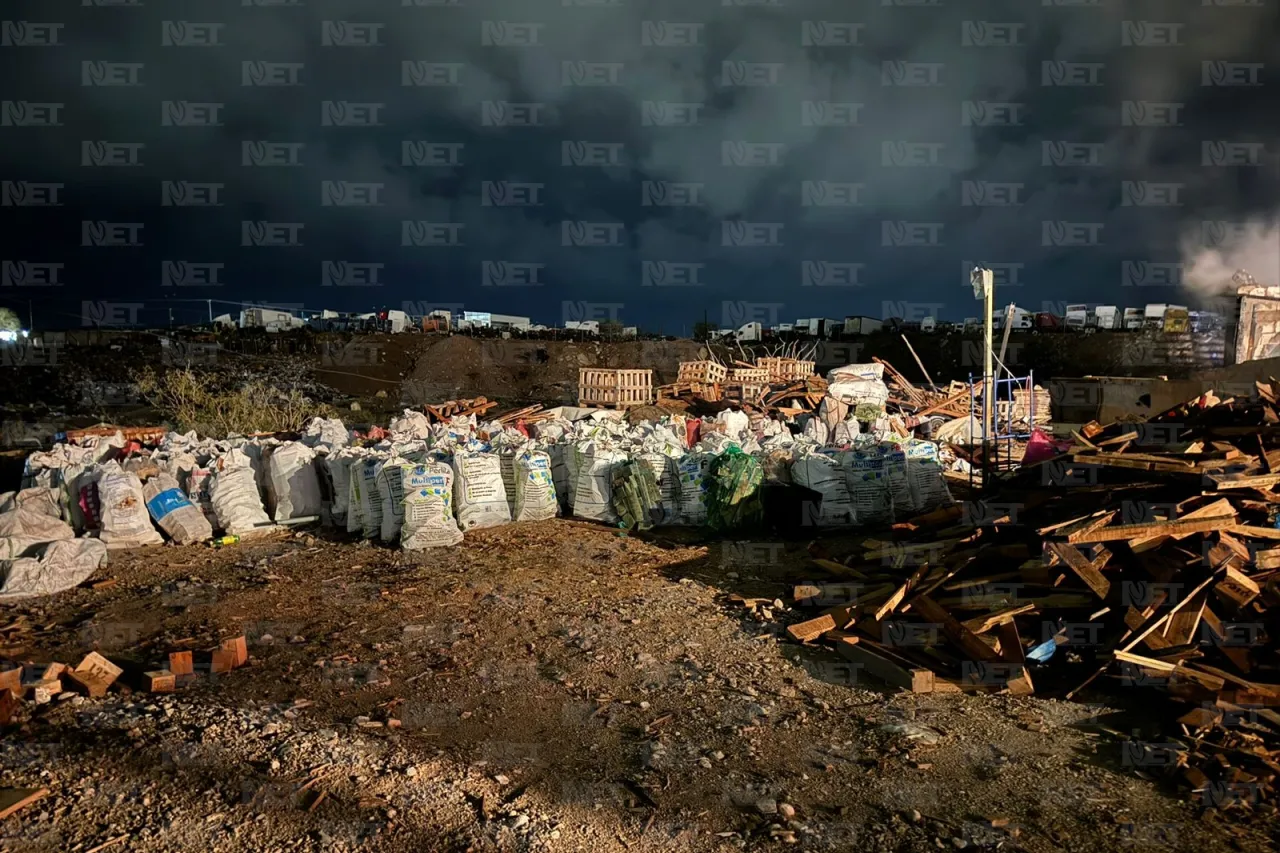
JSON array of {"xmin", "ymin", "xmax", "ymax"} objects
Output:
[{"xmin": 0, "ymin": 0, "xmax": 1276, "ymax": 333}]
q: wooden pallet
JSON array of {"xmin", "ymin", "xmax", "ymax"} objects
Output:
[{"xmin": 578, "ymin": 368, "xmax": 654, "ymax": 408}]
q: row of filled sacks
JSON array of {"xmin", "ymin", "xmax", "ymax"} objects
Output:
[
  {"xmin": 790, "ymin": 439, "xmax": 952, "ymax": 526},
  {"xmin": 317, "ymin": 444, "xmax": 559, "ymax": 549},
  {"xmin": 556, "ymin": 437, "xmax": 952, "ymax": 530}
]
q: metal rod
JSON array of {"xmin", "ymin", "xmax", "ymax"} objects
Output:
[{"xmin": 901, "ymin": 334, "xmax": 936, "ymax": 390}]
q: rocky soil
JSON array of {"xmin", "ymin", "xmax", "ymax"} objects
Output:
[{"xmin": 0, "ymin": 521, "xmax": 1275, "ymax": 852}]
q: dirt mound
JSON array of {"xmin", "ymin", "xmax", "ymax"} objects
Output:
[{"xmin": 402, "ymin": 337, "xmax": 706, "ymax": 407}]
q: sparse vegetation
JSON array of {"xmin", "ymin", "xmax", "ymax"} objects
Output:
[
  {"xmin": 0, "ymin": 307, "xmax": 21, "ymax": 333},
  {"xmin": 133, "ymin": 367, "xmax": 333, "ymax": 437}
]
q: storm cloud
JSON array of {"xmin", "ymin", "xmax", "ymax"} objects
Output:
[{"xmin": 1, "ymin": 0, "xmax": 1276, "ymax": 330}]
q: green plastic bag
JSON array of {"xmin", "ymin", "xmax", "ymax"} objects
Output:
[
  {"xmin": 610, "ymin": 458, "xmax": 663, "ymax": 531},
  {"xmin": 706, "ymin": 447, "xmax": 764, "ymax": 532}
]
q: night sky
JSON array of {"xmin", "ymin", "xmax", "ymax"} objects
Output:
[{"xmin": 1, "ymin": 0, "xmax": 1277, "ymax": 333}]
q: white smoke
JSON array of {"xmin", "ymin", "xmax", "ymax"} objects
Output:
[{"xmin": 1180, "ymin": 218, "xmax": 1280, "ymax": 296}]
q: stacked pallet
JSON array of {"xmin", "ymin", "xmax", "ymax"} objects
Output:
[
  {"xmin": 786, "ymin": 384, "xmax": 1280, "ymax": 809},
  {"xmin": 758, "ymin": 357, "xmax": 816, "ymax": 383},
  {"xmin": 677, "ymin": 360, "xmax": 728, "ymax": 386}
]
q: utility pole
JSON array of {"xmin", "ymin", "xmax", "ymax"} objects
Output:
[{"xmin": 970, "ymin": 267, "xmax": 995, "ymax": 489}]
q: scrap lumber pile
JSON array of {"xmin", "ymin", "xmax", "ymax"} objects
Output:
[
  {"xmin": 494, "ymin": 403, "xmax": 554, "ymax": 425},
  {"xmin": 762, "ymin": 374, "xmax": 829, "ymax": 416},
  {"xmin": 788, "ymin": 387, "xmax": 1280, "ymax": 809},
  {"xmin": 423, "ymin": 397, "xmax": 498, "ymax": 422}
]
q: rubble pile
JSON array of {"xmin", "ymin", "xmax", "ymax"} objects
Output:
[{"xmin": 789, "ymin": 384, "xmax": 1280, "ymax": 810}]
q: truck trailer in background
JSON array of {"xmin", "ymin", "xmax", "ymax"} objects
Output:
[
  {"xmin": 843, "ymin": 315, "xmax": 883, "ymax": 336},
  {"xmin": 1092, "ymin": 305, "xmax": 1120, "ymax": 329}
]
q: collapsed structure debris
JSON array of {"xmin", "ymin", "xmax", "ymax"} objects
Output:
[{"xmin": 788, "ymin": 382, "xmax": 1280, "ymax": 809}]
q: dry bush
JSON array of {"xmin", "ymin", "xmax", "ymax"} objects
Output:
[{"xmin": 134, "ymin": 368, "xmax": 334, "ymax": 438}]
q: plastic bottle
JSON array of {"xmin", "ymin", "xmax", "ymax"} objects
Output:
[{"xmin": 210, "ymin": 534, "xmax": 240, "ymax": 548}]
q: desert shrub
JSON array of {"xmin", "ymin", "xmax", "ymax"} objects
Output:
[{"xmin": 134, "ymin": 367, "xmax": 333, "ymax": 437}]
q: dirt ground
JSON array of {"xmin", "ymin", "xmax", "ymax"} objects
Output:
[{"xmin": 2, "ymin": 521, "xmax": 1275, "ymax": 853}]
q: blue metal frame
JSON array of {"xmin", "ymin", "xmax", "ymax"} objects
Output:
[{"xmin": 968, "ymin": 370, "xmax": 1035, "ymax": 489}]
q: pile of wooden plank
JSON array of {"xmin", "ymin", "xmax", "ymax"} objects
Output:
[
  {"xmin": 762, "ymin": 375, "xmax": 828, "ymax": 416},
  {"xmin": 423, "ymin": 397, "xmax": 499, "ymax": 422},
  {"xmin": 495, "ymin": 403, "xmax": 554, "ymax": 425},
  {"xmin": 786, "ymin": 385, "xmax": 1280, "ymax": 809}
]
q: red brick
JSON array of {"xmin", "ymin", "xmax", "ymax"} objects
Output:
[
  {"xmin": 143, "ymin": 671, "xmax": 176, "ymax": 693},
  {"xmin": 219, "ymin": 636, "xmax": 248, "ymax": 668},
  {"xmin": 168, "ymin": 651, "xmax": 193, "ymax": 676},
  {"xmin": 209, "ymin": 649, "xmax": 236, "ymax": 673}
]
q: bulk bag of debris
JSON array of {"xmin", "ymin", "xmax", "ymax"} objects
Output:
[
  {"xmin": 816, "ymin": 397, "xmax": 849, "ymax": 438},
  {"xmin": 22, "ymin": 442, "xmax": 111, "ymax": 531},
  {"xmin": 610, "ymin": 458, "xmax": 663, "ymax": 531},
  {"xmin": 264, "ymin": 442, "xmax": 323, "ymax": 521},
  {"xmin": 390, "ymin": 409, "xmax": 431, "ymax": 441},
  {"xmin": 493, "ymin": 441, "xmax": 521, "ymax": 517},
  {"xmin": 452, "ymin": 451, "xmax": 512, "ymax": 530},
  {"xmin": 320, "ymin": 447, "xmax": 362, "ymax": 528},
  {"xmin": 513, "ymin": 448, "xmax": 558, "ymax": 522},
  {"xmin": 904, "ymin": 439, "xmax": 952, "ymax": 512},
  {"xmin": 343, "ymin": 453, "xmax": 372, "ymax": 536},
  {"xmin": 183, "ymin": 466, "xmax": 217, "ymax": 530},
  {"xmin": 801, "ymin": 414, "xmax": 830, "ymax": 446},
  {"xmin": 716, "ymin": 410, "xmax": 751, "ymax": 444},
  {"xmin": 400, "ymin": 461, "xmax": 463, "ymax": 549},
  {"xmin": 378, "ymin": 450, "xmax": 428, "ymax": 542},
  {"xmin": 842, "ymin": 441, "xmax": 892, "ymax": 527},
  {"xmin": 0, "ymin": 487, "xmax": 62, "ymax": 519},
  {"xmin": 0, "ymin": 537, "xmax": 108, "ymax": 601},
  {"xmin": 238, "ymin": 440, "xmax": 272, "ymax": 502},
  {"xmin": 353, "ymin": 454, "xmax": 389, "ymax": 539},
  {"xmin": 92, "ymin": 461, "xmax": 163, "ymax": 548},
  {"xmin": 636, "ymin": 446, "xmax": 681, "ymax": 524},
  {"xmin": 571, "ymin": 442, "xmax": 627, "ymax": 523},
  {"xmin": 880, "ymin": 440, "xmax": 917, "ymax": 518},
  {"xmin": 706, "ymin": 448, "xmax": 764, "ymax": 532},
  {"xmin": 564, "ymin": 440, "xmax": 582, "ymax": 512},
  {"xmin": 791, "ymin": 450, "xmax": 856, "ymax": 526},
  {"xmin": 0, "ymin": 506, "xmax": 75, "ymax": 560},
  {"xmin": 547, "ymin": 442, "xmax": 573, "ymax": 513},
  {"xmin": 827, "ymin": 364, "xmax": 890, "ymax": 422},
  {"xmin": 827, "ymin": 363, "xmax": 884, "ymax": 382},
  {"xmin": 301, "ymin": 416, "xmax": 351, "ymax": 451},
  {"xmin": 675, "ymin": 451, "xmax": 713, "ymax": 525},
  {"xmin": 143, "ymin": 473, "xmax": 213, "ymax": 545},
  {"xmin": 209, "ymin": 450, "xmax": 274, "ymax": 535}
]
